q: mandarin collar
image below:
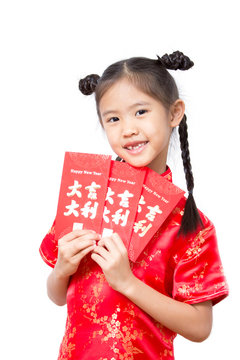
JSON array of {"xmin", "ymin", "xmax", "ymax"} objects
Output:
[{"xmin": 160, "ymin": 165, "xmax": 172, "ymax": 183}]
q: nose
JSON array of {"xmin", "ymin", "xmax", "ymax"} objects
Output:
[{"xmin": 122, "ymin": 119, "xmax": 139, "ymax": 137}]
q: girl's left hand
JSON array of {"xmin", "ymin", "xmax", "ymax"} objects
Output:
[{"xmin": 91, "ymin": 233, "xmax": 135, "ymax": 293}]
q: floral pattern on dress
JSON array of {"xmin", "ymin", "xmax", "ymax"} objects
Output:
[{"xmin": 58, "ymin": 305, "xmax": 77, "ymax": 359}]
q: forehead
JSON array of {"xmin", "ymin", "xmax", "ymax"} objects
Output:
[{"xmin": 99, "ymin": 77, "xmax": 155, "ymax": 114}]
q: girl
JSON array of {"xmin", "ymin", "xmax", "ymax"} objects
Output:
[{"xmin": 40, "ymin": 51, "xmax": 229, "ymax": 359}]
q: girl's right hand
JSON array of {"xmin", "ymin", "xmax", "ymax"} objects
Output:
[{"xmin": 54, "ymin": 229, "xmax": 101, "ymax": 278}]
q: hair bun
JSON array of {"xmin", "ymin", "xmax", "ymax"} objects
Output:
[
  {"xmin": 79, "ymin": 74, "xmax": 100, "ymax": 95},
  {"xmin": 157, "ymin": 51, "xmax": 194, "ymax": 70}
]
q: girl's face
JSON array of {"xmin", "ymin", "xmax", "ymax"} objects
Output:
[{"xmin": 99, "ymin": 77, "xmax": 183, "ymax": 174}]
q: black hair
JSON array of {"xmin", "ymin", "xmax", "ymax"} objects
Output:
[{"xmin": 79, "ymin": 51, "xmax": 204, "ymax": 236}]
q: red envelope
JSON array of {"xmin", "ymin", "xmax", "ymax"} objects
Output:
[
  {"xmin": 128, "ymin": 167, "xmax": 185, "ymax": 262},
  {"xmin": 55, "ymin": 152, "xmax": 112, "ymax": 240},
  {"xmin": 100, "ymin": 160, "xmax": 147, "ymax": 249},
  {"xmin": 54, "ymin": 152, "xmax": 185, "ymax": 262}
]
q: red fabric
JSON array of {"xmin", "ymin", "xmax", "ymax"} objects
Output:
[{"xmin": 39, "ymin": 166, "xmax": 229, "ymax": 359}]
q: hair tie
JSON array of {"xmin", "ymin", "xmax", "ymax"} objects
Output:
[{"xmin": 156, "ymin": 55, "xmax": 165, "ymax": 66}]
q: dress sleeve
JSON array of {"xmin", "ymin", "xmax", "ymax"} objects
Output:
[
  {"xmin": 172, "ymin": 219, "xmax": 229, "ymax": 306},
  {"xmin": 39, "ymin": 218, "xmax": 58, "ymax": 268}
]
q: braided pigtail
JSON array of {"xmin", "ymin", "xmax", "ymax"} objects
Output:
[
  {"xmin": 156, "ymin": 51, "xmax": 202, "ymax": 235},
  {"xmin": 178, "ymin": 114, "xmax": 204, "ymax": 236},
  {"xmin": 79, "ymin": 74, "xmax": 100, "ymax": 95}
]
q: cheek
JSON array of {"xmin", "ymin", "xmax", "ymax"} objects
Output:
[
  {"xmin": 147, "ymin": 121, "xmax": 171, "ymax": 144},
  {"xmin": 105, "ymin": 129, "xmax": 118, "ymax": 148}
]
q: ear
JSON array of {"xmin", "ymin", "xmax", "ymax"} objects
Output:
[{"xmin": 169, "ymin": 99, "xmax": 185, "ymax": 128}]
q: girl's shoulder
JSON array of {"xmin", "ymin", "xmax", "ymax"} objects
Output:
[{"xmin": 170, "ymin": 196, "xmax": 229, "ymax": 306}]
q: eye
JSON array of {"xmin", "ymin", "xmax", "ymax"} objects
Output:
[
  {"xmin": 108, "ymin": 117, "xmax": 119, "ymax": 123},
  {"xmin": 136, "ymin": 109, "xmax": 147, "ymax": 116}
]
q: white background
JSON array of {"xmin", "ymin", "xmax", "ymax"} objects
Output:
[{"xmin": 0, "ymin": 0, "xmax": 239, "ymax": 358}]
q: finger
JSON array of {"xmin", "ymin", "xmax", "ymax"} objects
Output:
[
  {"xmin": 72, "ymin": 229, "xmax": 98, "ymax": 237},
  {"xmin": 71, "ymin": 238, "xmax": 97, "ymax": 257},
  {"xmin": 111, "ymin": 233, "xmax": 127, "ymax": 254},
  {"xmin": 91, "ymin": 252, "xmax": 106, "ymax": 269},
  {"xmin": 72, "ymin": 243, "xmax": 96, "ymax": 263},
  {"xmin": 60, "ymin": 230, "xmax": 100, "ymax": 244},
  {"xmin": 97, "ymin": 237, "xmax": 108, "ymax": 247},
  {"xmin": 92, "ymin": 244, "xmax": 111, "ymax": 261},
  {"xmin": 61, "ymin": 229, "xmax": 97, "ymax": 242},
  {"xmin": 100, "ymin": 236, "xmax": 119, "ymax": 255},
  {"xmin": 59, "ymin": 235, "xmax": 96, "ymax": 258}
]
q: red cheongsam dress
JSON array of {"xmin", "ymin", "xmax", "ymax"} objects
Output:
[{"xmin": 39, "ymin": 166, "xmax": 229, "ymax": 360}]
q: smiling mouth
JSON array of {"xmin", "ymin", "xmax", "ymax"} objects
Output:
[
  {"xmin": 124, "ymin": 141, "xmax": 149, "ymax": 154},
  {"xmin": 124, "ymin": 141, "xmax": 149, "ymax": 150}
]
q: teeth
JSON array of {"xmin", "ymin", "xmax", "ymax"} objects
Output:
[{"xmin": 127, "ymin": 142, "xmax": 147, "ymax": 150}]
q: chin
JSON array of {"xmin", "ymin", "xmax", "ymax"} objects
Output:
[{"xmin": 124, "ymin": 158, "xmax": 150, "ymax": 168}]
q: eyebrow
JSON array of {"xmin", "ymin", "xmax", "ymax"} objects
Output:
[{"xmin": 102, "ymin": 101, "xmax": 151, "ymax": 117}]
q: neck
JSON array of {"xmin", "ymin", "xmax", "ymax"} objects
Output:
[
  {"xmin": 147, "ymin": 162, "xmax": 167, "ymax": 175},
  {"xmin": 146, "ymin": 152, "xmax": 168, "ymax": 175}
]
